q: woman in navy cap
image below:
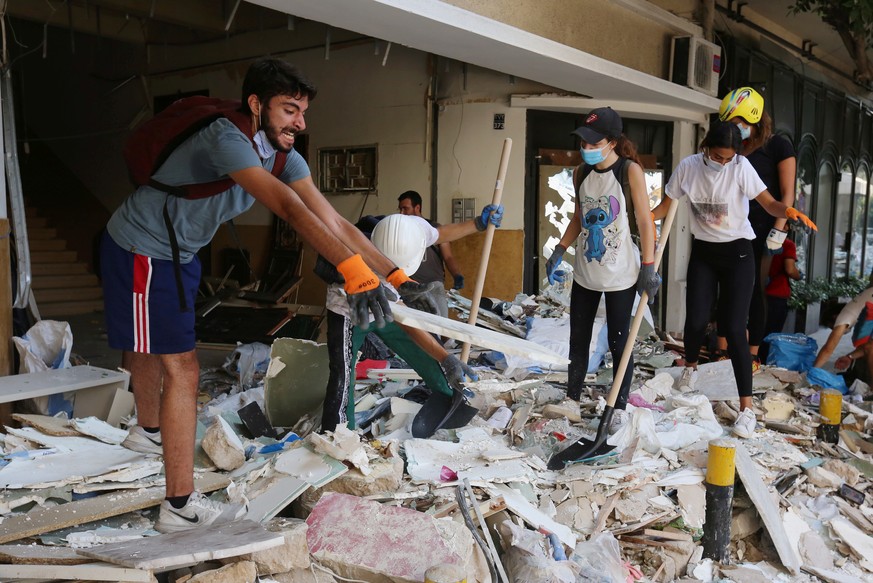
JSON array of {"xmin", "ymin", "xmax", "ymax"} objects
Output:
[{"xmin": 544, "ymin": 107, "xmax": 659, "ymax": 431}]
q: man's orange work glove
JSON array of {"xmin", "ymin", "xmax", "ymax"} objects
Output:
[{"xmin": 336, "ymin": 254, "xmax": 393, "ymax": 329}]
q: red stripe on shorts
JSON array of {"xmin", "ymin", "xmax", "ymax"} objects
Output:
[{"xmin": 132, "ymin": 255, "xmax": 152, "ymax": 353}]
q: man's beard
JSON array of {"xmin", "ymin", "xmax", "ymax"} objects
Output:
[{"xmin": 261, "ymin": 116, "xmax": 293, "ymax": 154}]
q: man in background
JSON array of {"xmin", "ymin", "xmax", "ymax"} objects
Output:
[{"xmin": 397, "ymin": 190, "xmax": 465, "ymax": 318}]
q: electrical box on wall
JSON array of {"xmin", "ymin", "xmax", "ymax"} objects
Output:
[{"xmin": 452, "ymin": 198, "xmax": 476, "ymax": 223}]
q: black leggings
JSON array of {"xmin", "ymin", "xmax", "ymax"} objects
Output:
[
  {"xmin": 686, "ymin": 239, "xmax": 755, "ymax": 398},
  {"xmin": 567, "ymin": 282, "xmax": 636, "ymax": 409}
]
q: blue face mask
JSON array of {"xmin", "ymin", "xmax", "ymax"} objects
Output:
[
  {"xmin": 581, "ymin": 145, "xmax": 609, "ymax": 165},
  {"xmin": 738, "ymin": 123, "xmax": 751, "ymax": 140}
]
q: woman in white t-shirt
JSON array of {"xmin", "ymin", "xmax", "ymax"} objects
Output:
[
  {"xmin": 544, "ymin": 107, "xmax": 660, "ymax": 430},
  {"xmin": 652, "ymin": 121, "xmax": 815, "ymax": 438}
]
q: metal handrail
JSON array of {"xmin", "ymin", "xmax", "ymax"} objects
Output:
[{"xmin": 2, "ymin": 67, "xmax": 32, "ymax": 310}]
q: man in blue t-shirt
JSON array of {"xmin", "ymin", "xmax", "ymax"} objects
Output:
[{"xmin": 103, "ymin": 58, "xmax": 434, "ymax": 533}]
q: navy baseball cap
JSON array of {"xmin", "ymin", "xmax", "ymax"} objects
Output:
[{"xmin": 572, "ymin": 107, "xmax": 623, "ymax": 144}]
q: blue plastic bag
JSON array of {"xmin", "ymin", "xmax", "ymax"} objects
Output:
[
  {"xmin": 806, "ymin": 367, "xmax": 849, "ymax": 394},
  {"xmin": 763, "ymin": 333, "xmax": 818, "ymax": 372}
]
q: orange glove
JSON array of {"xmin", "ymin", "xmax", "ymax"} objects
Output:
[
  {"xmin": 786, "ymin": 207, "xmax": 817, "ymax": 232},
  {"xmin": 336, "ymin": 254, "xmax": 392, "ymax": 329},
  {"xmin": 385, "ymin": 267, "xmax": 411, "ymax": 290}
]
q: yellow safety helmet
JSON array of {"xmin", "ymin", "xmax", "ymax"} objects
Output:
[{"xmin": 718, "ymin": 87, "xmax": 764, "ymax": 124}]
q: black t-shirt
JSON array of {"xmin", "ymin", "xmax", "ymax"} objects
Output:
[
  {"xmin": 746, "ymin": 134, "xmax": 796, "ymax": 236},
  {"xmin": 411, "ymin": 219, "xmax": 446, "ymax": 284}
]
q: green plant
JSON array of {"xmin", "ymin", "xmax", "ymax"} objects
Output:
[{"xmin": 788, "ymin": 275, "xmax": 869, "ymax": 311}]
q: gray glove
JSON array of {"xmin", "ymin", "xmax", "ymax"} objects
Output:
[
  {"xmin": 636, "ymin": 262, "xmax": 661, "ymax": 305},
  {"xmin": 347, "ymin": 286, "xmax": 394, "ymax": 330},
  {"xmin": 545, "ymin": 245, "xmax": 568, "ymax": 285},
  {"xmin": 398, "ymin": 281, "xmax": 442, "ymax": 314},
  {"xmin": 439, "ymin": 354, "xmax": 479, "ymax": 392}
]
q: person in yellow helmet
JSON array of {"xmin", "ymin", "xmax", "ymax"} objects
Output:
[{"xmin": 714, "ymin": 87, "xmax": 797, "ymax": 370}]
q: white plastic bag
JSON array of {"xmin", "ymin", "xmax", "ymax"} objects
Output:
[{"xmin": 12, "ymin": 320, "xmax": 74, "ymax": 414}]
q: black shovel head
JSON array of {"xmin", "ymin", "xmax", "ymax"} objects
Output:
[
  {"xmin": 411, "ymin": 391, "xmax": 479, "ymax": 438},
  {"xmin": 546, "ymin": 406, "xmax": 616, "ymax": 470}
]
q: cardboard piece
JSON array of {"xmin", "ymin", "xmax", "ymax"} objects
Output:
[
  {"xmin": 390, "ymin": 303, "xmax": 570, "ymax": 366},
  {"xmin": 78, "ymin": 520, "xmax": 284, "ymax": 570},
  {"xmin": 734, "ymin": 444, "xmax": 800, "ymax": 575},
  {"xmin": 74, "ymin": 387, "xmax": 135, "ymax": 425},
  {"xmin": 11, "ymin": 413, "xmax": 79, "ymax": 436}
]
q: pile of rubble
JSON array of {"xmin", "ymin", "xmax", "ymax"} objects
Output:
[{"xmin": 0, "ymin": 295, "xmax": 872, "ymax": 583}]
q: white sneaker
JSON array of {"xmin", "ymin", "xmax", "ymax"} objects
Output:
[
  {"xmin": 732, "ymin": 408, "xmax": 758, "ymax": 438},
  {"xmin": 677, "ymin": 367, "xmax": 697, "ymax": 393},
  {"xmin": 608, "ymin": 409, "xmax": 631, "ymax": 434},
  {"xmin": 122, "ymin": 426, "xmax": 163, "ymax": 455},
  {"xmin": 155, "ymin": 491, "xmax": 247, "ymax": 533}
]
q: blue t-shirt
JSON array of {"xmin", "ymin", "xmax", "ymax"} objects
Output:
[{"xmin": 107, "ymin": 117, "xmax": 310, "ymax": 262}]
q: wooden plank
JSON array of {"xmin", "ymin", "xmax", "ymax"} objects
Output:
[
  {"xmin": 0, "ymin": 473, "xmax": 229, "ymax": 544},
  {"xmin": 78, "ymin": 520, "xmax": 284, "ymax": 570},
  {"xmin": 734, "ymin": 444, "xmax": 800, "ymax": 575},
  {"xmin": 390, "ymin": 303, "xmax": 569, "ymax": 366},
  {"xmin": 642, "ymin": 528, "xmax": 693, "ymax": 542},
  {"xmin": 0, "ymin": 561, "xmax": 153, "ymax": 582},
  {"xmin": 0, "ymin": 544, "xmax": 90, "ymax": 565},
  {"xmin": 0, "ymin": 366, "xmax": 129, "ymax": 405}
]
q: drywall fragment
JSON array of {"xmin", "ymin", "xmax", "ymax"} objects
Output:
[
  {"xmin": 188, "ymin": 560, "xmax": 257, "ymax": 583},
  {"xmin": 307, "ymin": 426, "xmax": 369, "ymax": 475},
  {"xmin": 677, "ymin": 483, "xmax": 706, "ymax": 529},
  {"xmin": 264, "ymin": 339, "xmax": 330, "ymax": 428},
  {"xmin": 798, "ymin": 530, "xmax": 835, "ymax": 571},
  {"xmin": 762, "ymin": 392, "xmax": 795, "ymax": 421},
  {"xmin": 70, "ymin": 416, "xmax": 128, "ymax": 445},
  {"xmin": 201, "ymin": 417, "xmax": 245, "ymax": 471},
  {"xmin": 830, "ymin": 518, "xmax": 873, "ymax": 566}
]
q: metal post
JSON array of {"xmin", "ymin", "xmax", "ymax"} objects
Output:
[{"xmin": 702, "ymin": 438, "xmax": 736, "ymax": 563}]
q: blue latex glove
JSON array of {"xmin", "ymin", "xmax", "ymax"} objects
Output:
[
  {"xmin": 636, "ymin": 262, "xmax": 661, "ymax": 304},
  {"xmin": 545, "ymin": 244, "xmax": 568, "ymax": 285},
  {"xmin": 475, "ymin": 204, "xmax": 504, "ymax": 231},
  {"xmin": 453, "ymin": 274, "xmax": 465, "ymax": 290}
]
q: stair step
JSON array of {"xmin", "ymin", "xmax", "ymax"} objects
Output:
[
  {"xmin": 32, "ymin": 274, "xmax": 100, "ymax": 289},
  {"xmin": 31, "ymin": 250, "xmax": 77, "ymax": 263},
  {"xmin": 27, "ymin": 227, "xmax": 58, "ymax": 239},
  {"xmin": 29, "ymin": 239, "xmax": 67, "ymax": 252},
  {"xmin": 31, "ymin": 262, "xmax": 89, "ymax": 276},
  {"xmin": 25, "ymin": 217, "xmax": 49, "ymax": 228},
  {"xmin": 34, "ymin": 286, "xmax": 103, "ymax": 302},
  {"xmin": 38, "ymin": 300, "xmax": 105, "ymax": 318}
]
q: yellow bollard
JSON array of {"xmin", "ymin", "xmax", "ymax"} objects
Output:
[
  {"xmin": 425, "ymin": 564, "xmax": 466, "ymax": 583},
  {"xmin": 818, "ymin": 388, "xmax": 842, "ymax": 443},
  {"xmin": 703, "ymin": 438, "xmax": 737, "ymax": 563}
]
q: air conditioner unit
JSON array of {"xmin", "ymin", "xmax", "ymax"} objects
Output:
[{"xmin": 670, "ymin": 36, "xmax": 721, "ymax": 97}]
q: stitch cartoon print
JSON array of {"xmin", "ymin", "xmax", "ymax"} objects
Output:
[{"xmin": 582, "ymin": 195, "xmax": 621, "ymax": 263}]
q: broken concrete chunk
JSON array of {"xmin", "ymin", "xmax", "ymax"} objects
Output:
[
  {"xmin": 201, "ymin": 417, "xmax": 246, "ymax": 471},
  {"xmin": 762, "ymin": 392, "xmax": 795, "ymax": 421},
  {"xmin": 541, "ymin": 403, "xmax": 582, "ymax": 423},
  {"xmin": 822, "ymin": 459, "xmax": 861, "ymax": 487},
  {"xmin": 296, "ymin": 456, "xmax": 403, "ymax": 516},
  {"xmin": 307, "ymin": 426, "xmax": 369, "ymax": 475},
  {"xmin": 188, "ymin": 560, "xmax": 257, "ymax": 583},
  {"xmin": 306, "ymin": 493, "xmax": 480, "ymax": 583},
  {"xmin": 224, "ymin": 518, "xmax": 309, "ymax": 575},
  {"xmin": 805, "ymin": 465, "xmax": 844, "ymax": 490}
]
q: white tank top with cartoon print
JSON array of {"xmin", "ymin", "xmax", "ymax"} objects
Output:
[{"xmin": 572, "ymin": 159, "xmax": 640, "ymax": 292}]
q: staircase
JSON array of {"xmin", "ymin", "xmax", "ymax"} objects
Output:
[{"xmin": 27, "ymin": 208, "xmax": 104, "ymax": 317}]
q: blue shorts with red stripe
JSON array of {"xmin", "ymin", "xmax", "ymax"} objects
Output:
[{"xmin": 101, "ymin": 231, "xmax": 200, "ymax": 354}]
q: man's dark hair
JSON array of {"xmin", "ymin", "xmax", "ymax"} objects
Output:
[
  {"xmin": 398, "ymin": 190, "xmax": 422, "ymax": 208},
  {"xmin": 241, "ymin": 58, "xmax": 317, "ymax": 115}
]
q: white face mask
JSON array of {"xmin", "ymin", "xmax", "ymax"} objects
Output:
[
  {"xmin": 253, "ymin": 130, "xmax": 277, "ymax": 159},
  {"xmin": 703, "ymin": 154, "xmax": 727, "ymax": 173}
]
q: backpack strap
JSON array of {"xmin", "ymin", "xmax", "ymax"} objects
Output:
[{"xmin": 575, "ymin": 158, "xmax": 640, "ymax": 240}]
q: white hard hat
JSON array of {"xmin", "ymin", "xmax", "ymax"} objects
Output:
[{"xmin": 371, "ymin": 214, "xmax": 428, "ymax": 275}]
